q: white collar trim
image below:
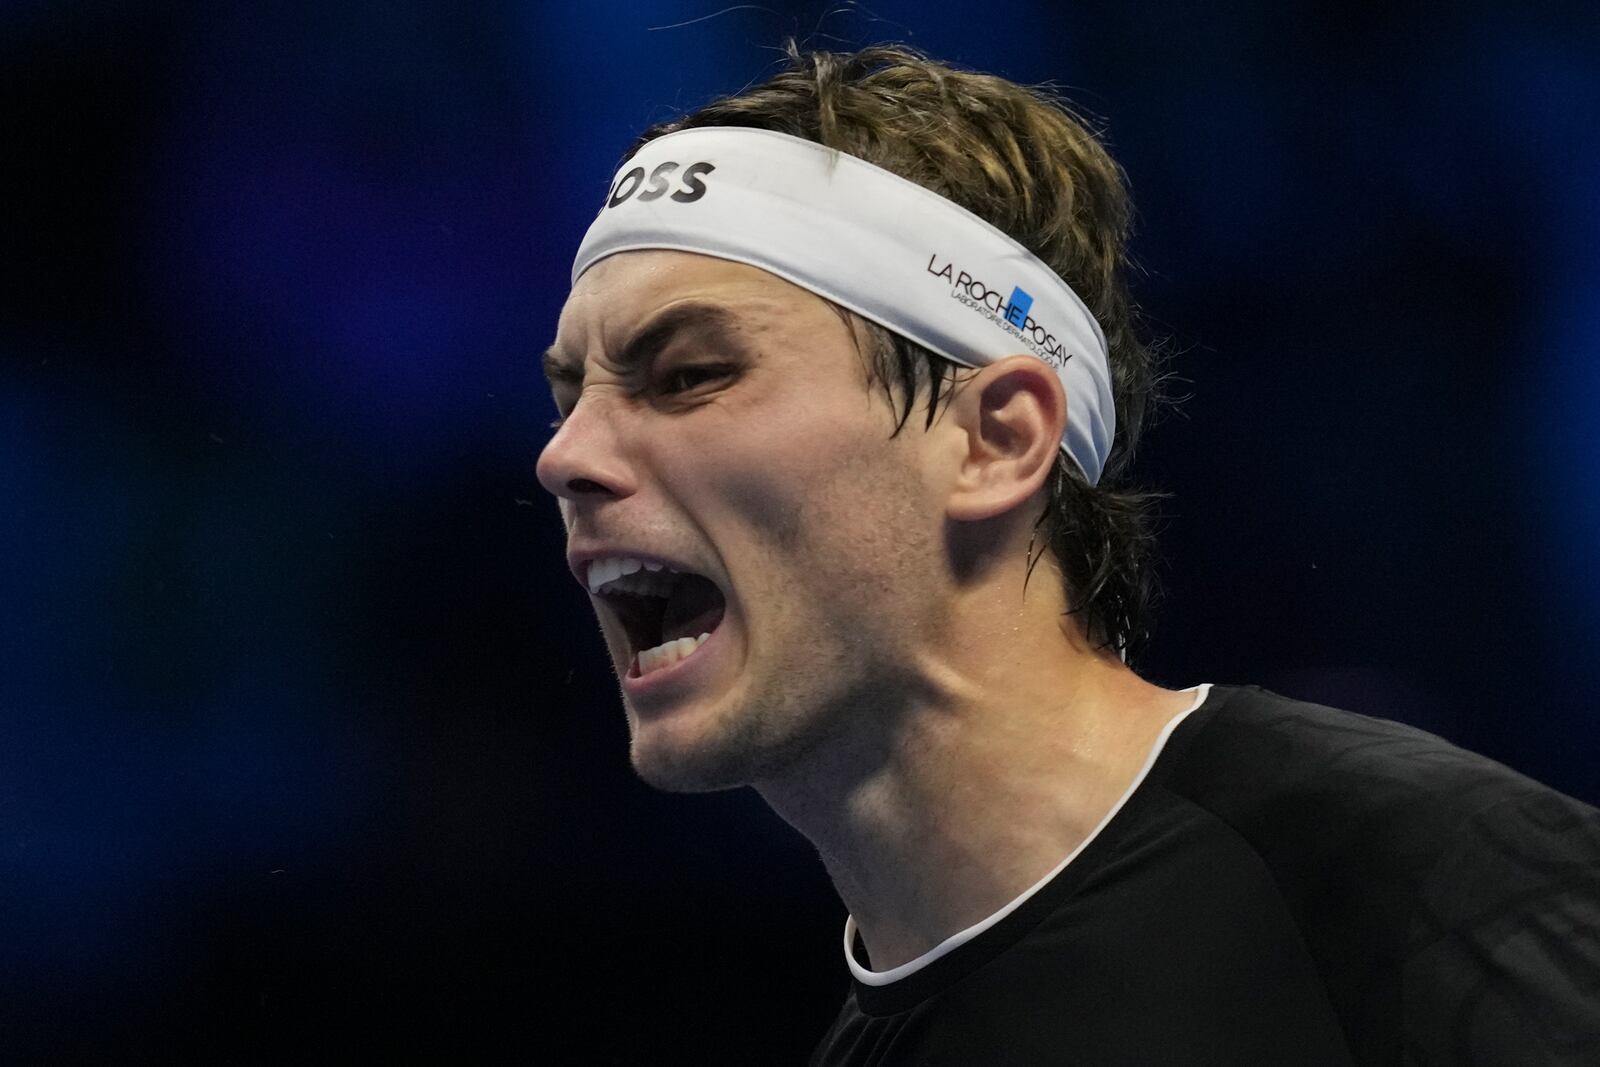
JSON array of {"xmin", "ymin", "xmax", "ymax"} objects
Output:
[{"xmin": 843, "ymin": 682, "xmax": 1214, "ymax": 986}]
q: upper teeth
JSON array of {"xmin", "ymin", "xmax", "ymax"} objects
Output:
[{"xmin": 587, "ymin": 556, "xmax": 681, "ymax": 596}]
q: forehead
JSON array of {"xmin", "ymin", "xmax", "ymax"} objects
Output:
[{"xmin": 547, "ymin": 251, "xmax": 846, "ymax": 377}]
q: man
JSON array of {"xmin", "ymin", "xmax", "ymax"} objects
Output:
[{"xmin": 536, "ymin": 44, "xmax": 1600, "ymax": 1065}]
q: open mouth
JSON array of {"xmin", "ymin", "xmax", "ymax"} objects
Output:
[{"xmin": 598, "ymin": 570, "xmax": 727, "ymax": 678}]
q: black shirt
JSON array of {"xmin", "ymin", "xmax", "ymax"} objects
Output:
[{"xmin": 809, "ymin": 684, "xmax": 1600, "ymax": 1065}]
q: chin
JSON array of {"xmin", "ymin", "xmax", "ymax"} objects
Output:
[
  {"xmin": 625, "ymin": 700, "xmax": 802, "ymax": 794},
  {"xmin": 628, "ymin": 736, "xmax": 754, "ymax": 794}
]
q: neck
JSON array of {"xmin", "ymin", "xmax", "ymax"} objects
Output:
[{"xmin": 752, "ymin": 594, "xmax": 1198, "ymax": 973}]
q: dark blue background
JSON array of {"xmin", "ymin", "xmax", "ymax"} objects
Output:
[{"xmin": 4, "ymin": 2, "xmax": 1597, "ymax": 1061}]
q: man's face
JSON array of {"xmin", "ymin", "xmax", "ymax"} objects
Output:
[{"xmin": 537, "ymin": 251, "xmax": 954, "ymax": 793}]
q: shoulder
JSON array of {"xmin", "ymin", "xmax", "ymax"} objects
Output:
[
  {"xmin": 1160, "ymin": 684, "xmax": 1593, "ymax": 844},
  {"xmin": 1155, "ymin": 683, "xmax": 1600, "ymax": 916},
  {"xmin": 1156, "ymin": 684, "xmax": 1600, "ymax": 1064}
]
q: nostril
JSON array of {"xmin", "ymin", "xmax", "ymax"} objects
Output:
[{"xmin": 536, "ymin": 421, "xmax": 634, "ymax": 501}]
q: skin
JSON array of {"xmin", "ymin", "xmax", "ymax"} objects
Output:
[{"xmin": 537, "ymin": 250, "xmax": 1197, "ymax": 971}]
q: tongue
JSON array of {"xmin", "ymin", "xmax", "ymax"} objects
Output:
[{"xmin": 660, "ymin": 574, "xmax": 726, "ymax": 644}]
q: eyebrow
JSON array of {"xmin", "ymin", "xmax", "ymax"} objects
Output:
[{"xmin": 541, "ymin": 302, "xmax": 744, "ymax": 389}]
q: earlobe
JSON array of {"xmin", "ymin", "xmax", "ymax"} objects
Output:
[{"xmin": 944, "ymin": 356, "xmax": 1066, "ymax": 524}]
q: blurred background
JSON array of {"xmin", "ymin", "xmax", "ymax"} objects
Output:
[{"xmin": 4, "ymin": 0, "xmax": 1597, "ymax": 1061}]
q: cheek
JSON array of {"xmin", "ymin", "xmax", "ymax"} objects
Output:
[
  {"xmin": 724, "ymin": 414, "xmax": 892, "ymax": 553},
  {"xmin": 724, "ymin": 436, "xmax": 930, "ymax": 588},
  {"xmin": 666, "ymin": 368, "xmax": 932, "ymax": 596},
  {"xmin": 706, "ymin": 466, "xmax": 817, "ymax": 561},
  {"xmin": 673, "ymin": 381, "xmax": 884, "ymax": 548}
]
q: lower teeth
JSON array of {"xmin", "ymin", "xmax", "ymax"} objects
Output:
[{"xmin": 636, "ymin": 632, "xmax": 712, "ymax": 676}]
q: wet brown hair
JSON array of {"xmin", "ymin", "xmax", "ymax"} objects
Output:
[{"xmin": 627, "ymin": 43, "xmax": 1173, "ymax": 665}]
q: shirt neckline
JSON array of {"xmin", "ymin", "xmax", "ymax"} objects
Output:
[{"xmin": 842, "ymin": 682, "xmax": 1216, "ymax": 988}]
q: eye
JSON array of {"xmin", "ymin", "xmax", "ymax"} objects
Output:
[
  {"xmin": 659, "ymin": 364, "xmax": 733, "ymax": 395},
  {"xmin": 545, "ymin": 365, "xmax": 732, "ymax": 431}
]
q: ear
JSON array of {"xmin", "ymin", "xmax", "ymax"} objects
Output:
[{"xmin": 943, "ymin": 355, "xmax": 1066, "ymax": 523}]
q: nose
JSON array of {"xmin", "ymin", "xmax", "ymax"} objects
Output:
[{"xmin": 535, "ymin": 396, "xmax": 635, "ymax": 503}]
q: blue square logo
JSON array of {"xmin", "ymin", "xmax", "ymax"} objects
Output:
[{"xmin": 1005, "ymin": 286, "xmax": 1033, "ymax": 328}]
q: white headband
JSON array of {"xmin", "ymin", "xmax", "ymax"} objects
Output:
[{"xmin": 571, "ymin": 127, "xmax": 1116, "ymax": 485}]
